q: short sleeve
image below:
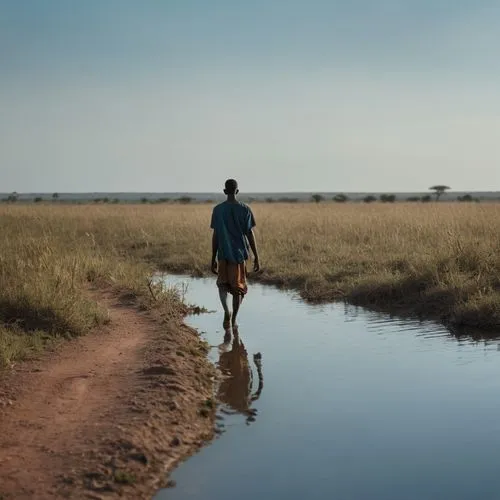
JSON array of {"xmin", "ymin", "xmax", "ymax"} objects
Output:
[{"xmin": 247, "ymin": 207, "xmax": 256, "ymax": 232}]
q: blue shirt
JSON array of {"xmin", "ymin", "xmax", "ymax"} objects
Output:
[{"xmin": 210, "ymin": 201, "xmax": 256, "ymax": 263}]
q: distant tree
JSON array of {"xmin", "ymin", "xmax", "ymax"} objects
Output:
[
  {"xmin": 406, "ymin": 196, "xmax": 420, "ymax": 202},
  {"xmin": 7, "ymin": 192, "xmax": 18, "ymax": 203},
  {"xmin": 265, "ymin": 197, "xmax": 275, "ymax": 203},
  {"xmin": 421, "ymin": 195, "xmax": 432, "ymax": 203},
  {"xmin": 429, "ymin": 185, "xmax": 450, "ymax": 201},
  {"xmin": 111, "ymin": 198, "xmax": 120, "ymax": 204},
  {"xmin": 94, "ymin": 198, "xmax": 102, "ymax": 203},
  {"xmin": 333, "ymin": 193, "xmax": 348, "ymax": 203},
  {"xmin": 363, "ymin": 195, "xmax": 377, "ymax": 203},
  {"xmin": 311, "ymin": 194, "xmax": 324, "ymax": 203},
  {"xmin": 140, "ymin": 197, "xmax": 148, "ymax": 204},
  {"xmin": 34, "ymin": 197, "xmax": 43, "ymax": 203},
  {"xmin": 102, "ymin": 197, "xmax": 110, "ymax": 203},
  {"xmin": 380, "ymin": 194, "xmax": 396, "ymax": 203},
  {"xmin": 177, "ymin": 196, "xmax": 192, "ymax": 204},
  {"xmin": 52, "ymin": 192, "xmax": 59, "ymax": 201},
  {"xmin": 459, "ymin": 194, "xmax": 480, "ymax": 203}
]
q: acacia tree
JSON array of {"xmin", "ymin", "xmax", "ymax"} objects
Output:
[
  {"xmin": 429, "ymin": 185, "xmax": 450, "ymax": 201},
  {"xmin": 311, "ymin": 194, "xmax": 324, "ymax": 203},
  {"xmin": 52, "ymin": 192, "xmax": 59, "ymax": 202}
]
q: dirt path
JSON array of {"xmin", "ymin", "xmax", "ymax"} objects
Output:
[{"xmin": 0, "ymin": 290, "xmax": 216, "ymax": 499}]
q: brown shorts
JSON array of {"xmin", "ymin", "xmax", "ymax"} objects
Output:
[{"xmin": 217, "ymin": 260, "xmax": 248, "ymax": 296}]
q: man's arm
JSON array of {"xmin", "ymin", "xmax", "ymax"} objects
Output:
[
  {"xmin": 210, "ymin": 207, "xmax": 218, "ymax": 274},
  {"xmin": 247, "ymin": 228, "xmax": 260, "ymax": 272},
  {"xmin": 211, "ymin": 230, "xmax": 218, "ymax": 274}
]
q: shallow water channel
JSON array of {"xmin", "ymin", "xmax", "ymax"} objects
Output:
[{"xmin": 155, "ymin": 275, "xmax": 500, "ymax": 500}]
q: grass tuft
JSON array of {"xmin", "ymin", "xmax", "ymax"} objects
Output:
[{"xmin": 114, "ymin": 470, "xmax": 136, "ymax": 485}]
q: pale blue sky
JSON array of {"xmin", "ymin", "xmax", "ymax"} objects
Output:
[{"xmin": 1, "ymin": 1, "xmax": 499, "ymax": 192}]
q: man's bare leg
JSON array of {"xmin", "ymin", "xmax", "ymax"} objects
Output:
[
  {"xmin": 219, "ymin": 288, "xmax": 231, "ymax": 329},
  {"xmin": 232, "ymin": 294, "xmax": 243, "ymax": 328}
]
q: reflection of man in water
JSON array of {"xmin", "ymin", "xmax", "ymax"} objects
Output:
[{"xmin": 217, "ymin": 332, "xmax": 263, "ymax": 423}]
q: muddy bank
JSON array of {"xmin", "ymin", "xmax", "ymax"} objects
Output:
[{"xmin": 0, "ymin": 288, "xmax": 216, "ymax": 499}]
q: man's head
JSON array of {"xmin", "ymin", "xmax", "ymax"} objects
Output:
[{"xmin": 224, "ymin": 179, "xmax": 239, "ymax": 196}]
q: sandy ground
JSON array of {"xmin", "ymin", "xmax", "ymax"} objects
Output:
[{"xmin": 0, "ymin": 289, "xmax": 216, "ymax": 499}]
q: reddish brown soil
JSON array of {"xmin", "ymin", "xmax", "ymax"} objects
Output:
[{"xmin": 0, "ymin": 290, "xmax": 216, "ymax": 499}]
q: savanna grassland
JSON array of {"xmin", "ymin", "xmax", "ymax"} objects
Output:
[{"xmin": 1, "ymin": 201, "xmax": 499, "ymax": 366}]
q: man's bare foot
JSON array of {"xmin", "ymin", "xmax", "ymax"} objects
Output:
[{"xmin": 223, "ymin": 312, "xmax": 232, "ymax": 330}]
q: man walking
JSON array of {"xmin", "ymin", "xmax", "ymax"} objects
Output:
[{"xmin": 211, "ymin": 179, "xmax": 260, "ymax": 330}]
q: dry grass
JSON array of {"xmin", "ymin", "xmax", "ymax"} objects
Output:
[
  {"xmin": 111, "ymin": 202, "xmax": 500, "ymax": 329},
  {"xmin": 1, "ymin": 202, "xmax": 499, "ymax": 365},
  {"xmin": 0, "ymin": 205, "xmax": 184, "ymax": 367}
]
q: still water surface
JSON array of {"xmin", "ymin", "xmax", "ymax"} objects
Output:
[{"xmin": 155, "ymin": 276, "xmax": 500, "ymax": 500}]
